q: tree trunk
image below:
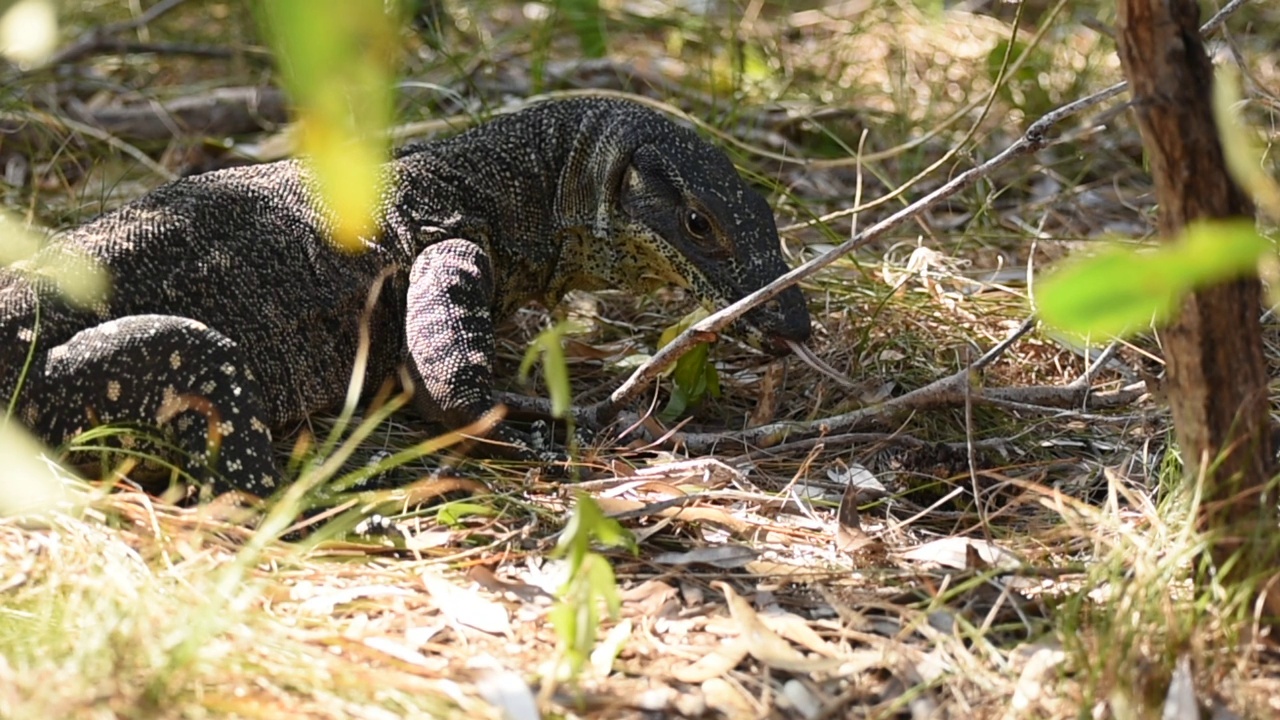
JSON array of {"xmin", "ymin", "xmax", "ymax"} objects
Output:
[{"xmin": 1115, "ymin": 0, "xmax": 1276, "ymax": 612}]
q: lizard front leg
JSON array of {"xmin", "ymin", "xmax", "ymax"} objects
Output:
[{"xmin": 405, "ymin": 238, "xmax": 554, "ymax": 461}]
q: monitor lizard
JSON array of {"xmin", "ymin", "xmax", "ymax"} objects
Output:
[{"xmin": 0, "ymin": 97, "xmax": 811, "ymax": 496}]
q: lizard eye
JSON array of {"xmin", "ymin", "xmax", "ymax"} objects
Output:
[{"xmin": 684, "ymin": 209, "xmax": 713, "ymax": 240}]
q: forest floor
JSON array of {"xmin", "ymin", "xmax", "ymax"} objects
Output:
[{"xmin": 3, "ymin": 0, "xmax": 1280, "ymax": 718}]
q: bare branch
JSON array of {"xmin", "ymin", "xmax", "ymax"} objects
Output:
[
  {"xmin": 500, "ymin": 316, "xmax": 1146, "ymax": 457},
  {"xmin": 72, "ymin": 86, "xmax": 289, "ymax": 141},
  {"xmin": 44, "ymin": 0, "xmax": 194, "ymax": 66},
  {"xmin": 666, "ymin": 384, "xmax": 1146, "ymax": 456}
]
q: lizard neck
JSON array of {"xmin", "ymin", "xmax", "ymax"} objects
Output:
[{"xmin": 385, "ymin": 100, "xmax": 673, "ymax": 317}]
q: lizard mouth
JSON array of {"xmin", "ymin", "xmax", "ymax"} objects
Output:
[
  {"xmin": 765, "ymin": 333, "xmax": 799, "ymax": 354},
  {"xmin": 743, "ymin": 289, "xmax": 811, "ymax": 355}
]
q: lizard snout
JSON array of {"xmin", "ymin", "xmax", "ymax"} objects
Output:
[{"xmin": 746, "ymin": 286, "xmax": 811, "ymax": 355}]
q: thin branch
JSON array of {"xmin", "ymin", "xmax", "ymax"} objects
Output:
[
  {"xmin": 1069, "ymin": 342, "xmax": 1121, "ymax": 391},
  {"xmin": 665, "ymin": 384, "xmax": 1146, "ymax": 456},
  {"xmin": 972, "ymin": 317, "xmax": 1037, "ymax": 371},
  {"xmin": 44, "ymin": 0, "xmax": 192, "ymax": 66},
  {"xmin": 73, "ymin": 86, "xmax": 289, "ymax": 141},
  {"xmin": 57, "ymin": 40, "xmax": 238, "ymax": 61},
  {"xmin": 735, "ymin": 432, "xmax": 1017, "ymax": 461},
  {"xmin": 539, "ymin": 322, "xmax": 1145, "ymax": 457},
  {"xmin": 661, "ymin": 321, "xmax": 1146, "ymax": 455}
]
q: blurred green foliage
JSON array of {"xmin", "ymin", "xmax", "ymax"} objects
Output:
[
  {"xmin": 1037, "ymin": 67, "xmax": 1279, "ymax": 342},
  {"xmin": 1036, "ymin": 220, "xmax": 1270, "ymax": 339},
  {"xmin": 257, "ymin": 0, "xmax": 398, "ymax": 253}
]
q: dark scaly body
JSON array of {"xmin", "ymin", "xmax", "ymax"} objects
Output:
[{"xmin": 0, "ymin": 98, "xmax": 810, "ymax": 495}]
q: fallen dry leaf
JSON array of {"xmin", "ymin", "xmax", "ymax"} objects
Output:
[
  {"xmin": 835, "ymin": 474, "xmax": 880, "ymax": 556},
  {"xmin": 899, "ymin": 536, "xmax": 1020, "ymax": 570},
  {"xmin": 671, "ymin": 641, "xmax": 748, "ymax": 684},
  {"xmin": 421, "ymin": 571, "xmax": 511, "ymax": 636},
  {"xmin": 716, "ymin": 582, "xmax": 845, "ymax": 673},
  {"xmin": 652, "ymin": 545, "xmax": 758, "ymax": 568}
]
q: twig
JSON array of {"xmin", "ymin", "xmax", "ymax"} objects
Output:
[
  {"xmin": 73, "ymin": 86, "xmax": 289, "ymax": 141},
  {"xmin": 655, "ymin": 324, "xmax": 1147, "ymax": 456},
  {"xmin": 545, "ymin": 369, "xmax": 1145, "ymax": 458},
  {"xmin": 973, "ymin": 317, "xmax": 1037, "ymax": 370},
  {"xmin": 44, "ymin": 0, "xmax": 191, "ymax": 66},
  {"xmin": 735, "ymin": 432, "xmax": 1015, "ymax": 461},
  {"xmin": 56, "ymin": 40, "xmax": 238, "ymax": 61},
  {"xmin": 964, "ymin": 343, "xmax": 985, "ymax": 530},
  {"xmin": 497, "ymin": 283, "xmax": 1143, "ymax": 451},
  {"xmin": 1068, "ymin": 342, "xmax": 1120, "ymax": 391}
]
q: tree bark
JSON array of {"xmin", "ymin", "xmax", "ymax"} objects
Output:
[{"xmin": 1115, "ymin": 0, "xmax": 1276, "ymax": 610}]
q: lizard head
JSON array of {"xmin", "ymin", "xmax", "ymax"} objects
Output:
[{"xmin": 608, "ymin": 129, "xmax": 811, "ymax": 353}]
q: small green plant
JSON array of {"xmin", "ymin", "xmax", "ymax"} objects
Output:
[
  {"xmin": 436, "ymin": 500, "xmax": 498, "ymax": 527},
  {"xmin": 520, "ymin": 320, "xmax": 585, "ymax": 420},
  {"xmin": 657, "ymin": 308, "xmax": 720, "ymax": 422},
  {"xmin": 547, "ymin": 492, "xmax": 635, "ymax": 682}
]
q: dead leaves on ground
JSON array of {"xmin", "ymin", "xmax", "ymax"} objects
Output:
[{"xmin": 238, "ymin": 453, "xmax": 1058, "ymax": 716}]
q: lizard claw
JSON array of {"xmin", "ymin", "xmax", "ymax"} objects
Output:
[{"xmin": 513, "ymin": 420, "xmax": 591, "ymax": 481}]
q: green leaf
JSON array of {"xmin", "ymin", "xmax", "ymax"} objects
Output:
[
  {"xmin": 1036, "ymin": 220, "xmax": 1272, "ymax": 339},
  {"xmin": 657, "ymin": 307, "xmax": 707, "ymax": 349},
  {"xmin": 658, "ymin": 385, "xmax": 689, "ymax": 424},
  {"xmin": 706, "ymin": 360, "xmax": 721, "ymax": 397},
  {"xmin": 584, "ymin": 553, "xmax": 622, "ymax": 618},
  {"xmin": 656, "ymin": 309, "xmax": 719, "ymax": 422},
  {"xmin": 553, "ymin": 492, "xmax": 636, "ymax": 563},
  {"xmin": 436, "ymin": 501, "xmax": 496, "ymax": 527},
  {"xmin": 546, "ymin": 602, "xmax": 580, "ymax": 661},
  {"xmin": 259, "ymin": 0, "xmax": 397, "ymax": 252},
  {"xmin": 740, "ymin": 43, "xmax": 772, "ymax": 85},
  {"xmin": 519, "ymin": 321, "xmax": 582, "ymax": 418}
]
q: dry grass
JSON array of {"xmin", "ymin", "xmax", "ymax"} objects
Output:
[{"xmin": 4, "ymin": 0, "xmax": 1280, "ymax": 717}]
